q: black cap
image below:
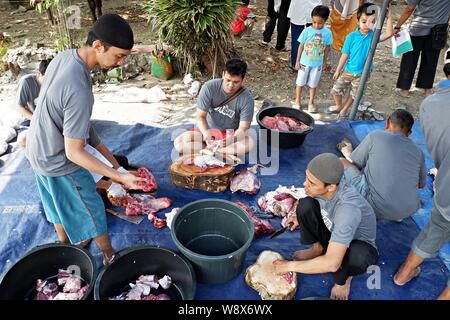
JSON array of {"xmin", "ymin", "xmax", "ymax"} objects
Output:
[{"xmin": 91, "ymin": 13, "xmax": 134, "ymax": 50}]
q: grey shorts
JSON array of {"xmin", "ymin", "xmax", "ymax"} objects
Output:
[{"xmin": 296, "ymin": 65, "xmax": 322, "ymax": 88}]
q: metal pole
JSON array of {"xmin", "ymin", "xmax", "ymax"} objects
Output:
[{"xmin": 349, "ymin": 0, "xmax": 391, "ymax": 120}]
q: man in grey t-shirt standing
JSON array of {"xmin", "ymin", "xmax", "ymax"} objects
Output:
[
  {"xmin": 26, "ymin": 14, "xmax": 145, "ymax": 265},
  {"xmin": 338, "ymin": 109, "xmax": 427, "ymax": 221},
  {"xmin": 394, "ymin": 50, "xmax": 450, "ymax": 300},
  {"xmin": 174, "ymin": 58, "xmax": 255, "ymax": 163},
  {"xmin": 274, "ymin": 153, "xmax": 378, "ymax": 300}
]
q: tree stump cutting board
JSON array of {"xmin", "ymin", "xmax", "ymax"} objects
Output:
[{"xmin": 169, "ymin": 154, "xmax": 235, "ymax": 193}]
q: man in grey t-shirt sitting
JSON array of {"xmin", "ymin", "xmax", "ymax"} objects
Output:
[
  {"xmin": 15, "ymin": 59, "xmax": 51, "ymax": 147},
  {"xmin": 174, "ymin": 58, "xmax": 255, "ymax": 163},
  {"xmin": 338, "ymin": 109, "xmax": 426, "ymax": 221},
  {"xmin": 274, "ymin": 153, "xmax": 378, "ymax": 300}
]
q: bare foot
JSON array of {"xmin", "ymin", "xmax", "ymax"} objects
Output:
[
  {"xmin": 424, "ymin": 89, "xmax": 433, "ymax": 97},
  {"xmin": 399, "ymin": 89, "xmax": 410, "ymax": 97},
  {"xmin": 330, "ymin": 277, "xmax": 352, "ymax": 300},
  {"xmin": 393, "ymin": 264, "xmax": 421, "ymax": 286},
  {"xmin": 199, "ymin": 148, "xmax": 215, "ymax": 156},
  {"xmin": 292, "ymin": 243, "xmax": 323, "ymax": 261},
  {"xmin": 437, "ymin": 287, "xmax": 450, "ymax": 300}
]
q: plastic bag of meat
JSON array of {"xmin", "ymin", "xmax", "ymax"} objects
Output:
[
  {"xmin": 235, "ymin": 201, "xmax": 275, "ymax": 238},
  {"xmin": 136, "ymin": 167, "xmax": 158, "ymax": 192},
  {"xmin": 230, "ymin": 164, "xmax": 264, "ymax": 195},
  {"xmin": 258, "ymin": 185, "xmax": 306, "ymax": 217}
]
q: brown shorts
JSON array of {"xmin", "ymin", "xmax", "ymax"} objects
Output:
[{"xmin": 331, "ymin": 71, "xmax": 368, "ymax": 99}]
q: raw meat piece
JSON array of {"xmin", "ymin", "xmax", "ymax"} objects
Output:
[
  {"xmin": 138, "ymin": 275, "xmax": 159, "ymax": 289},
  {"xmin": 141, "ymin": 294, "xmax": 159, "ymax": 300},
  {"xmin": 158, "ymin": 275, "xmax": 172, "ymax": 290},
  {"xmin": 53, "ymin": 292, "xmax": 79, "ymax": 300},
  {"xmin": 136, "ymin": 167, "xmax": 158, "ymax": 192},
  {"xmin": 230, "ymin": 164, "xmax": 264, "ymax": 195},
  {"xmin": 109, "ymin": 274, "xmax": 173, "ymax": 300},
  {"xmin": 261, "ymin": 114, "xmax": 309, "ymax": 132},
  {"xmin": 258, "ymin": 185, "xmax": 306, "ymax": 217},
  {"xmin": 77, "ymin": 285, "xmax": 89, "ymax": 300},
  {"xmin": 126, "ymin": 286, "xmax": 144, "ymax": 300},
  {"xmin": 125, "ymin": 194, "xmax": 172, "ymax": 216},
  {"xmin": 184, "ymin": 155, "xmax": 225, "ymax": 172},
  {"xmin": 245, "ymin": 250, "xmax": 297, "ymax": 300},
  {"xmin": 63, "ymin": 277, "xmax": 81, "ymax": 293},
  {"xmin": 149, "ymin": 215, "xmax": 166, "ymax": 229},
  {"xmin": 235, "ymin": 201, "xmax": 275, "ymax": 238}
]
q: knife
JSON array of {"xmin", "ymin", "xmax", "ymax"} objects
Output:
[
  {"xmin": 106, "ymin": 208, "xmax": 145, "ymax": 225},
  {"xmin": 270, "ymin": 224, "xmax": 291, "ymax": 239}
]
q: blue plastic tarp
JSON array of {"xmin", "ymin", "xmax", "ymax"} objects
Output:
[{"xmin": 0, "ymin": 120, "xmax": 448, "ymax": 299}]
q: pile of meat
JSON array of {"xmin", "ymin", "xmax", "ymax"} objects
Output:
[
  {"xmin": 126, "ymin": 194, "xmax": 172, "ymax": 228},
  {"xmin": 183, "ymin": 154, "xmax": 225, "ymax": 172},
  {"xmin": 230, "ymin": 164, "xmax": 263, "ymax": 195},
  {"xmin": 34, "ymin": 269, "xmax": 89, "ymax": 300},
  {"xmin": 109, "ymin": 275, "xmax": 173, "ymax": 300},
  {"xmin": 107, "ymin": 166, "xmax": 173, "ymax": 228},
  {"xmin": 235, "ymin": 201, "xmax": 275, "ymax": 238},
  {"xmin": 258, "ymin": 185, "xmax": 306, "ymax": 217},
  {"xmin": 261, "ymin": 114, "xmax": 309, "ymax": 132}
]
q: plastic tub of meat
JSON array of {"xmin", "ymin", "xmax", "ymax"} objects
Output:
[
  {"xmin": 171, "ymin": 199, "xmax": 254, "ymax": 284},
  {"xmin": 94, "ymin": 246, "xmax": 196, "ymax": 300},
  {"xmin": 0, "ymin": 243, "xmax": 97, "ymax": 300},
  {"xmin": 256, "ymin": 106, "xmax": 314, "ymax": 148}
]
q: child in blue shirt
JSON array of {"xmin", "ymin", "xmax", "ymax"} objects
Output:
[
  {"xmin": 327, "ymin": 3, "xmax": 393, "ymax": 118},
  {"xmin": 294, "ymin": 5, "xmax": 332, "ymax": 113}
]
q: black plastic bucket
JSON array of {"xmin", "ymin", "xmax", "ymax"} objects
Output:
[
  {"xmin": 256, "ymin": 106, "xmax": 314, "ymax": 148},
  {"xmin": 94, "ymin": 246, "xmax": 196, "ymax": 300},
  {"xmin": 171, "ymin": 199, "xmax": 254, "ymax": 284},
  {"xmin": 0, "ymin": 243, "xmax": 97, "ymax": 300}
]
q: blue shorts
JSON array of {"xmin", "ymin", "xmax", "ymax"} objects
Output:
[
  {"xmin": 34, "ymin": 167, "xmax": 107, "ymax": 244},
  {"xmin": 342, "ymin": 165, "xmax": 369, "ymax": 198}
]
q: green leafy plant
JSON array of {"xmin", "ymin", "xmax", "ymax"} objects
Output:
[
  {"xmin": 30, "ymin": 0, "xmax": 74, "ymax": 50},
  {"xmin": 144, "ymin": 0, "xmax": 241, "ymax": 76}
]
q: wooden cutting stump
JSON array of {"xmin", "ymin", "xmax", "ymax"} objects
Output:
[{"xmin": 169, "ymin": 154, "xmax": 235, "ymax": 193}]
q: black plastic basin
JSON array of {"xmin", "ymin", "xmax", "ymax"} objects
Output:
[
  {"xmin": 0, "ymin": 243, "xmax": 97, "ymax": 300},
  {"xmin": 94, "ymin": 246, "xmax": 196, "ymax": 300},
  {"xmin": 257, "ymin": 106, "xmax": 314, "ymax": 148}
]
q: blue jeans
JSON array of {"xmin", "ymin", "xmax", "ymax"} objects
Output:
[{"xmin": 290, "ymin": 23, "xmax": 311, "ymax": 69}]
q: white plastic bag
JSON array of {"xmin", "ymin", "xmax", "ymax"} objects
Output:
[
  {"xmin": 188, "ymin": 81, "xmax": 201, "ymax": 96},
  {"xmin": 0, "ymin": 126, "xmax": 17, "ymax": 143},
  {"xmin": 0, "ymin": 142, "xmax": 8, "ymax": 156},
  {"xmin": 144, "ymin": 86, "xmax": 167, "ymax": 103}
]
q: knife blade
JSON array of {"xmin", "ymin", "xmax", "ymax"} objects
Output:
[
  {"xmin": 269, "ymin": 226, "xmax": 289, "ymax": 239},
  {"xmin": 106, "ymin": 208, "xmax": 145, "ymax": 225}
]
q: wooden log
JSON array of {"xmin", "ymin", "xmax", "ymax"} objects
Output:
[{"xmin": 169, "ymin": 154, "xmax": 235, "ymax": 193}]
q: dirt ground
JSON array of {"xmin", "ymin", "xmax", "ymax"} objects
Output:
[{"xmin": 0, "ymin": 0, "xmax": 448, "ymax": 125}]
